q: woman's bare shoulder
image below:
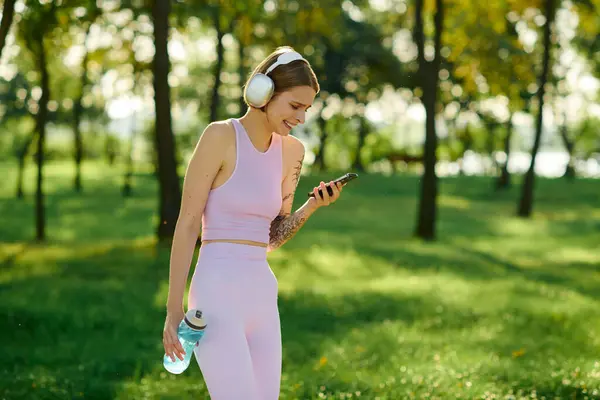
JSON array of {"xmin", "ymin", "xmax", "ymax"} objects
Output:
[
  {"xmin": 199, "ymin": 119, "xmax": 236, "ymax": 148},
  {"xmin": 281, "ymin": 134, "xmax": 305, "ymax": 161}
]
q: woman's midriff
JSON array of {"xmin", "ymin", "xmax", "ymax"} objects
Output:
[{"xmin": 201, "ymin": 239, "xmax": 268, "ymax": 248}]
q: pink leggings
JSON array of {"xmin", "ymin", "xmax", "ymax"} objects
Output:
[{"xmin": 188, "ymin": 242, "xmax": 281, "ymax": 400}]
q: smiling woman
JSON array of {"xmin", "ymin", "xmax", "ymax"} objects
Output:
[{"xmin": 163, "ymin": 46, "xmax": 348, "ymax": 400}]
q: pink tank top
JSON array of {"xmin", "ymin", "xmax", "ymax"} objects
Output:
[{"xmin": 201, "ymin": 118, "xmax": 283, "ymax": 244}]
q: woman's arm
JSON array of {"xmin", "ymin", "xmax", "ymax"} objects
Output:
[
  {"xmin": 166, "ymin": 122, "xmax": 229, "ymax": 311},
  {"xmin": 267, "ymin": 138, "xmax": 342, "ymax": 252}
]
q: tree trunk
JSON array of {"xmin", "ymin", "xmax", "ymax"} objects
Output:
[
  {"xmin": 458, "ymin": 123, "xmax": 472, "ymax": 176},
  {"xmin": 16, "ymin": 152, "xmax": 26, "ymax": 199},
  {"xmin": 496, "ymin": 112, "xmax": 513, "ymax": 189},
  {"xmin": 123, "ymin": 71, "xmax": 139, "ymax": 197},
  {"xmin": 0, "ymin": 0, "xmax": 16, "ymax": 59},
  {"xmin": 123, "ymin": 108, "xmax": 137, "ymax": 197},
  {"xmin": 34, "ymin": 31, "xmax": 50, "ymax": 242},
  {"xmin": 313, "ymin": 111, "xmax": 328, "ymax": 171},
  {"xmin": 486, "ymin": 122, "xmax": 498, "ymax": 175},
  {"xmin": 476, "ymin": 111, "xmax": 499, "ymax": 176},
  {"xmin": 73, "ymin": 44, "xmax": 89, "ymax": 193},
  {"xmin": 152, "ymin": 0, "xmax": 182, "ymax": 241},
  {"xmin": 210, "ymin": 6, "xmax": 225, "ymax": 123},
  {"xmin": 517, "ymin": 0, "xmax": 555, "ymax": 218},
  {"xmin": 238, "ymin": 38, "xmax": 246, "ymax": 115},
  {"xmin": 105, "ymin": 133, "xmax": 117, "ymax": 166},
  {"xmin": 15, "ymin": 132, "xmax": 35, "ymax": 199},
  {"xmin": 73, "ymin": 16, "xmax": 98, "ymax": 192},
  {"xmin": 352, "ymin": 116, "xmax": 368, "ymax": 172},
  {"xmin": 414, "ymin": 0, "xmax": 443, "ymax": 240},
  {"xmin": 558, "ymin": 111, "xmax": 576, "ymax": 180}
]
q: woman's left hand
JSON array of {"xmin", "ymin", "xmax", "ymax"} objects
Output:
[{"xmin": 309, "ymin": 180, "xmax": 343, "ymax": 210}]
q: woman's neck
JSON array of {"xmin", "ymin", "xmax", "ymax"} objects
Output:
[{"xmin": 239, "ymin": 108, "xmax": 274, "ymax": 151}]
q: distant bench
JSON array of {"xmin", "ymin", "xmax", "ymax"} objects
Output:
[{"xmin": 386, "ymin": 152, "xmax": 424, "ymax": 165}]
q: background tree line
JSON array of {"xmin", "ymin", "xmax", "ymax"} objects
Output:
[{"xmin": 0, "ymin": 0, "xmax": 598, "ymax": 243}]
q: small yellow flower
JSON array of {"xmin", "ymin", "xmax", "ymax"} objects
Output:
[
  {"xmin": 315, "ymin": 356, "xmax": 328, "ymax": 369},
  {"xmin": 512, "ymin": 348, "xmax": 526, "ymax": 358}
]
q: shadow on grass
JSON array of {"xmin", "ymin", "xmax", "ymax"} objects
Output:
[
  {"xmin": 0, "ymin": 240, "xmax": 168, "ymax": 400},
  {"xmin": 285, "ymin": 233, "xmax": 600, "ymax": 303},
  {"xmin": 281, "ymin": 285, "xmax": 600, "ymax": 398},
  {"xmin": 0, "ymin": 172, "xmax": 158, "ymax": 243},
  {"xmin": 1, "ymin": 262, "xmax": 439, "ymax": 398},
  {"xmin": 287, "ymin": 174, "xmax": 600, "ymax": 301},
  {"xmin": 455, "ymin": 245, "xmax": 600, "ymax": 300},
  {"xmin": 2, "ymin": 244, "xmax": 598, "ymax": 398}
]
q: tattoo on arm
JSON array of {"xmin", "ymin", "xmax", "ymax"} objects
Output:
[
  {"xmin": 291, "ymin": 158, "xmax": 302, "ymax": 188},
  {"xmin": 268, "ymin": 209, "xmax": 310, "ymax": 251},
  {"xmin": 282, "ymin": 192, "xmax": 293, "ymax": 205},
  {"xmin": 281, "ymin": 158, "xmax": 302, "ymax": 210},
  {"xmin": 268, "ymin": 147, "xmax": 307, "ymax": 251}
]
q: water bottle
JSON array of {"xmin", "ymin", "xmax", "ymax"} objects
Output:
[{"xmin": 163, "ymin": 308, "xmax": 207, "ymax": 374}]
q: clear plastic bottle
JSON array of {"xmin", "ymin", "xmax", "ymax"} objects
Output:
[{"xmin": 163, "ymin": 309, "xmax": 207, "ymax": 374}]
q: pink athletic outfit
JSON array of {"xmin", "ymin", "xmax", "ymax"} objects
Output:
[{"xmin": 188, "ymin": 118, "xmax": 284, "ymax": 399}]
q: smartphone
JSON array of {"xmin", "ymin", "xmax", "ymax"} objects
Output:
[{"xmin": 308, "ymin": 172, "xmax": 358, "ymax": 198}]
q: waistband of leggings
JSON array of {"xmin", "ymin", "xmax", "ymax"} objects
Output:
[{"xmin": 199, "ymin": 241, "xmax": 268, "ymax": 260}]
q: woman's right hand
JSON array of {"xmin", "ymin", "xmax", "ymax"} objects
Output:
[{"xmin": 163, "ymin": 308, "xmax": 186, "ymax": 362}]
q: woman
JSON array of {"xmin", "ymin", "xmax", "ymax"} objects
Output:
[{"xmin": 162, "ymin": 46, "xmax": 344, "ymax": 399}]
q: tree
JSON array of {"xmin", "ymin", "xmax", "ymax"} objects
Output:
[
  {"xmin": 414, "ymin": 0, "xmax": 444, "ymax": 240},
  {"xmin": 208, "ymin": 4, "xmax": 228, "ymax": 123},
  {"xmin": 571, "ymin": 0, "xmax": 600, "ymax": 80},
  {"xmin": 172, "ymin": 0, "xmax": 264, "ymax": 122},
  {"xmin": 517, "ymin": 0, "xmax": 557, "ymax": 217},
  {"xmin": 0, "ymin": 70, "xmax": 36, "ymax": 199},
  {"xmin": 0, "ymin": 0, "xmax": 16, "ymax": 58},
  {"xmin": 18, "ymin": 0, "xmax": 59, "ymax": 241},
  {"xmin": 437, "ymin": 0, "xmax": 536, "ymax": 189},
  {"xmin": 152, "ymin": 0, "xmax": 182, "ymax": 241},
  {"xmin": 122, "ymin": 56, "xmax": 147, "ymax": 197},
  {"xmin": 71, "ymin": 3, "xmax": 102, "ymax": 192},
  {"xmin": 554, "ymin": 0, "xmax": 600, "ymax": 179},
  {"xmin": 308, "ymin": 10, "xmax": 413, "ymax": 172}
]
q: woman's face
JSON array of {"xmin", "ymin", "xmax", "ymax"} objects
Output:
[{"xmin": 266, "ymin": 85, "xmax": 317, "ymax": 136}]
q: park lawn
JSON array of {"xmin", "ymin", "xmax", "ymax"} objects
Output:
[{"xmin": 0, "ymin": 160, "xmax": 599, "ymax": 400}]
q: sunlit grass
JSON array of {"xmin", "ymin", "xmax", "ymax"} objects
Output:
[{"xmin": 0, "ymin": 160, "xmax": 599, "ymax": 399}]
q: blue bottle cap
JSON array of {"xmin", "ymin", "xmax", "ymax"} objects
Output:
[{"xmin": 184, "ymin": 309, "xmax": 207, "ymax": 330}]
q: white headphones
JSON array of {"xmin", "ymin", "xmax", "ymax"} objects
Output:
[{"xmin": 244, "ymin": 51, "xmax": 307, "ymax": 109}]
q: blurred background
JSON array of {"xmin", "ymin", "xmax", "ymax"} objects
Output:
[{"xmin": 1, "ymin": 0, "xmax": 599, "ymax": 399}]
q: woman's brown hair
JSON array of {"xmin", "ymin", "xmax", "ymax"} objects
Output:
[{"xmin": 243, "ymin": 46, "xmax": 320, "ymax": 108}]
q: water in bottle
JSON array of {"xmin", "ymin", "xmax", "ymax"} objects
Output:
[{"xmin": 163, "ymin": 308, "xmax": 207, "ymax": 374}]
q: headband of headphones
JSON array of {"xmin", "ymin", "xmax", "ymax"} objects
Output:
[{"xmin": 264, "ymin": 51, "xmax": 307, "ymax": 75}]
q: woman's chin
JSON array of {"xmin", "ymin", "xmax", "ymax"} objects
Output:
[{"xmin": 275, "ymin": 125, "xmax": 290, "ymax": 136}]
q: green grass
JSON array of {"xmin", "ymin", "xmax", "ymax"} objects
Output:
[{"xmin": 1, "ymin": 160, "xmax": 599, "ymax": 400}]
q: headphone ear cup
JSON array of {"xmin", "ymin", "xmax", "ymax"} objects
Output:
[{"xmin": 244, "ymin": 73, "xmax": 275, "ymax": 108}]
